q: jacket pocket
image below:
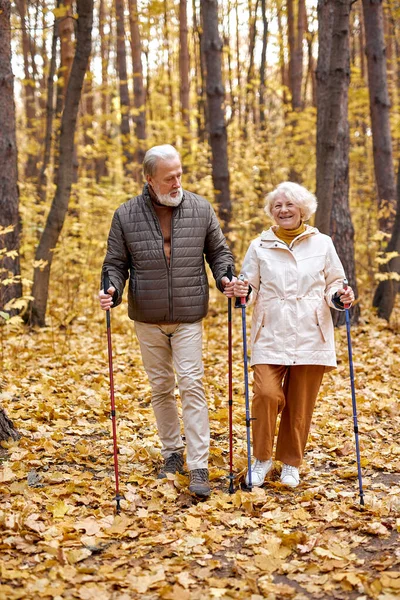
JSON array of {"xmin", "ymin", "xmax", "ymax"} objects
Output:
[
  {"xmin": 129, "ymin": 272, "xmax": 136, "ymax": 295},
  {"xmin": 316, "ymin": 303, "xmax": 330, "ymax": 342},
  {"xmin": 251, "ymin": 313, "xmax": 266, "ymax": 346}
]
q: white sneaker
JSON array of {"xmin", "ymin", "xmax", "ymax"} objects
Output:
[
  {"xmin": 245, "ymin": 458, "xmax": 273, "ymax": 487},
  {"xmin": 280, "ymin": 464, "xmax": 300, "ymax": 487}
]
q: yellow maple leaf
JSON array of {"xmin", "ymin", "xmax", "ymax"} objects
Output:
[{"xmin": 51, "ymin": 500, "xmax": 70, "ymax": 518}]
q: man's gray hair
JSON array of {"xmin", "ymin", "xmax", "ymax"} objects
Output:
[
  {"xmin": 265, "ymin": 181, "xmax": 318, "ymax": 222},
  {"xmin": 143, "ymin": 144, "xmax": 181, "ymax": 177}
]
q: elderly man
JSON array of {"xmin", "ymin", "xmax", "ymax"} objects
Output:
[{"xmin": 99, "ymin": 144, "xmax": 235, "ymax": 497}]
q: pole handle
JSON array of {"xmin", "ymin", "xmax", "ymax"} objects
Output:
[
  {"xmin": 343, "ymin": 277, "xmax": 350, "ymax": 310},
  {"xmin": 103, "ymin": 270, "xmax": 110, "ymax": 294},
  {"xmin": 239, "ymin": 273, "xmax": 246, "ymax": 306},
  {"xmin": 227, "ymin": 265, "xmax": 233, "ymax": 282}
]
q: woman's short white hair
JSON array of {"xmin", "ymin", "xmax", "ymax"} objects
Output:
[
  {"xmin": 264, "ymin": 182, "xmax": 318, "ymax": 222},
  {"xmin": 143, "ymin": 144, "xmax": 181, "ymax": 177}
]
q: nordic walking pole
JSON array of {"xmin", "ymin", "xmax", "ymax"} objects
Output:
[
  {"xmin": 343, "ymin": 278, "xmax": 365, "ymax": 506},
  {"xmin": 103, "ymin": 270, "xmax": 122, "ymax": 514},
  {"xmin": 227, "ymin": 266, "xmax": 235, "ymax": 494},
  {"xmin": 239, "ymin": 274, "xmax": 252, "ymax": 491}
]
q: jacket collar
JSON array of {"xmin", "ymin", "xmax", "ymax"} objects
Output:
[
  {"xmin": 260, "ymin": 224, "xmax": 319, "ymax": 244},
  {"xmin": 142, "ymin": 183, "xmax": 186, "ymax": 210}
]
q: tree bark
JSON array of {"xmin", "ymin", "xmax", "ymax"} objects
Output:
[
  {"xmin": 225, "ymin": 1, "xmax": 235, "ymax": 125},
  {"xmin": 82, "ymin": 62, "xmax": 94, "ymax": 176},
  {"xmin": 304, "ymin": 10, "xmax": 317, "ymax": 107},
  {"xmin": 179, "ymin": 0, "xmax": 191, "ymax": 131},
  {"xmin": 373, "ymin": 160, "xmax": 400, "ymax": 320},
  {"xmin": 259, "ymin": 0, "xmax": 269, "ymax": 128},
  {"xmin": 330, "ymin": 99, "xmax": 360, "ymax": 326},
  {"xmin": 315, "ymin": 0, "xmax": 352, "ymax": 235},
  {"xmin": 128, "ymin": 0, "xmax": 147, "ymax": 172},
  {"xmin": 277, "ymin": 2, "xmax": 288, "ymax": 106},
  {"xmin": 115, "ymin": 0, "xmax": 133, "ymax": 178},
  {"xmin": 0, "ymin": 0, "xmax": 22, "ymax": 313},
  {"xmin": 387, "ymin": 0, "xmax": 400, "ymax": 116},
  {"xmin": 15, "ymin": 0, "xmax": 38, "ymax": 178},
  {"xmin": 192, "ymin": 0, "xmax": 208, "ymax": 142},
  {"xmin": 362, "ymin": 0, "xmax": 396, "ymax": 233},
  {"xmin": 244, "ymin": 0, "xmax": 260, "ymax": 133},
  {"xmin": 316, "ymin": 0, "xmax": 358, "ymax": 325},
  {"xmin": 38, "ymin": 8, "xmax": 60, "ymax": 204},
  {"xmin": 0, "ymin": 407, "xmax": 20, "ymax": 442},
  {"xmin": 58, "ymin": 0, "xmax": 75, "ymax": 102},
  {"xmin": 235, "ymin": 0, "xmax": 243, "ymax": 128},
  {"xmin": 163, "ymin": 0, "xmax": 175, "ymax": 122},
  {"xmin": 201, "ymin": 0, "xmax": 232, "ymax": 233},
  {"xmin": 287, "ymin": 0, "xmax": 305, "ymax": 110},
  {"xmin": 29, "ymin": 0, "xmax": 93, "ymax": 327},
  {"xmin": 95, "ymin": 0, "xmax": 110, "ymax": 181}
]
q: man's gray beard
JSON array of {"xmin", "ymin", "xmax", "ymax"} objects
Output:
[{"xmin": 154, "ymin": 187, "xmax": 183, "ymax": 207}]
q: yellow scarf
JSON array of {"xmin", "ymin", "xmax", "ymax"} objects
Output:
[{"xmin": 274, "ymin": 223, "xmax": 306, "ymax": 245}]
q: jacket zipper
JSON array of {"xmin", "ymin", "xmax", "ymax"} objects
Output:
[
  {"xmin": 147, "ymin": 198, "xmax": 173, "ymax": 320},
  {"xmin": 169, "ymin": 212, "xmax": 174, "ymax": 321}
]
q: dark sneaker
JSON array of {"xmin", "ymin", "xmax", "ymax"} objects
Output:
[
  {"xmin": 157, "ymin": 452, "xmax": 185, "ymax": 479},
  {"xmin": 189, "ymin": 468, "xmax": 210, "ymax": 497}
]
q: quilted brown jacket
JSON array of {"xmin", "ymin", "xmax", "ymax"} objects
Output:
[{"xmin": 102, "ymin": 184, "xmax": 234, "ymax": 323}]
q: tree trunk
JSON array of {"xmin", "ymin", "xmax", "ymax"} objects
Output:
[
  {"xmin": 235, "ymin": 0, "xmax": 243, "ymax": 129},
  {"xmin": 387, "ymin": 1, "xmax": 400, "ymax": 121},
  {"xmin": 53, "ymin": 0, "xmax": 75, "ymax": 184},
  {"xmin": 357, "ymin": 3, "xmax": 366, "ymax": 82},
  {"xmin": 224, "ymin": 2, "xmax": 235, "ymax": 125},
  {"xmin": 179, "ymin": 0, "xmax": 191, "ymax": 131},
  {"xmin": 29, "ymin": 0, "xmax": 93, "ymax": 327},
  {"xmin": 259, "ymin": 0, "xmax": 268, "ymax": 129},
  {"xmin": 37, "ymin": 9, "xmax": 59, "ymax": 204},
  {"xmin": 82, "ymin": 62, "xmax": 94, "ymax": 176},
  {"xmin": 286, "ymin": 0, "xmax": 306, "ymax": 181},
  {"xmin": 201, "ymin": 0, "xmax": 231, "ymax": 233},
  {"xmin": 277, "ymin": 2, "xmax": 289, "ymax": 106},
  {"xmin": 304, "ymin": 11, "xmax": 317, "ymax": 107},
  {"xmin": 295, "ymin": 0, "xmax": 306, "ymax": 109},
  {"xmin": 128, "ymin": 0, "xmax": 147, "ymax": 172},
  {"xmin": 58, "ymin": 0, "xmax": 75, "ymax": 102},
  {"xmin": 373, "ymin": 160, "xmax": 400, "ymax": 320},
  {"xmin": 39, "ymin": 3, "xmax": 48, "ymax": 113},
  {"xmin": 0, "ymin": 0, "xmax": 22, "ymax": 313},
  {"xmin": 287, "ymin": 0, "xmax": 305, "ymax": 110},
  {"xmin": 115, "ymin": 0, "xmax": 133, "ymax": 178},
  {"xmin": 315, "ymin": 0, "xmax": 352, "ymax": 235},
  {"xmin": 95, "ymin": 0, "xmax": 110, "ymax": 181},
  {"xmin": 192, "ymin": 0, "xmax": 206, "ymax": 142},
  {"xmin": 15, "ymin": 0, "xmax": 38, "ymax": 178},
  {"xmin": 362, "ymin": 0, "xmax": 396, "ymax": 233},
  {"xmin": 316, "ymin": 0, "xmax": 358, "ymax": 325},
  {"xmin": 244, "ymin": 0, "xmax": 260, "ymax": 133},
  {"xmin": 330, "ymin": 97, "xmax": 360, "ymax": 325},
  {"xmin": 0, "ymin": 407, "xmax": 20, "ymax": 442},
  {"xmin": 163, "ymin": 0, "xmax": 175, "ymax": 122}
]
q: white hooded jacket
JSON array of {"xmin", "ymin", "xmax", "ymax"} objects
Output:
[{"xmin": 241, "ymin": 225, "xmax": 345, "ymax": 369}]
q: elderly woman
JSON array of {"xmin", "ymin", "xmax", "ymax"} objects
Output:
[{"xmin": 234, "ymin": 182, "xmax": 355, "ymax": 488}]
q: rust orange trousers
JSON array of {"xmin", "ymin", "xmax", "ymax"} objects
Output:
[{"xmin": 252, "ymin": 364, "xmax": 325, "ymax": 467}]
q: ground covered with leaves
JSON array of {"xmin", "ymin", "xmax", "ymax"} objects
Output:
[{"xmin": 1, "ymin": 297, "xmax": 399, "ymax": 600}]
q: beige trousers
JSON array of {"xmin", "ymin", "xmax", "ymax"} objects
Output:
[
  {"xmin": 134, "ymin": 320, "xmax": 209, "ymax": 471},
  {"xmin": 252, "ymin": 364, "xmax": 325, "ymax": 467}
]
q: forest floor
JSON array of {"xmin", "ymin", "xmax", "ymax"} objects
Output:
[{"xmin": 0, "ymin": 295, "xmax": 399, "ymax": 600}]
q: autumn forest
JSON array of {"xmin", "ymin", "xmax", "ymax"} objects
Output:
[{"xmin": 0, "ymin": 0, "xmax": 399, "ymax": 599}]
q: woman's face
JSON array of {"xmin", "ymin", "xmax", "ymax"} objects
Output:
[{"xmin": 271, "ymin": 195, "xmax": 302, "ymax": 230}]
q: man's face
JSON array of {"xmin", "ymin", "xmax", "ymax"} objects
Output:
[{"xmin": 147, "ymin": 157, "xmax": 183, "ymax": 205}]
